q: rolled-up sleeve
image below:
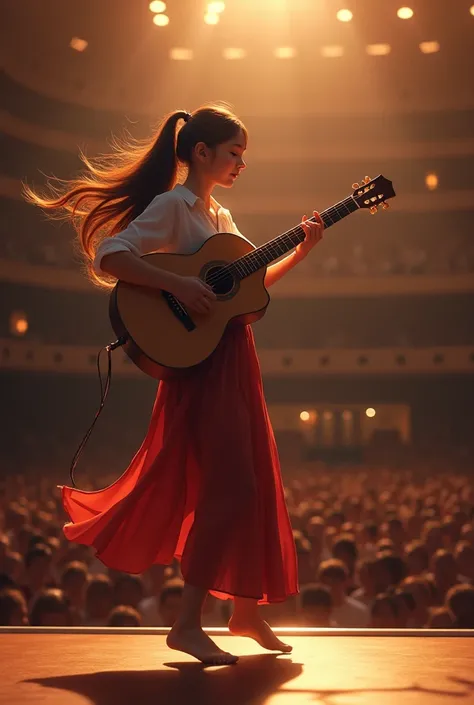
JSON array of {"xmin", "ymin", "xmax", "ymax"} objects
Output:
[{"xmin": 93, "ymin": 193, "xmax": 178, "ymax": 275}]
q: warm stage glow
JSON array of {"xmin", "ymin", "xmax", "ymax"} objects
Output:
[
  {"xmin": 274, "ymin": 47, "xmax": 296, "ymax": 59},
  {"xmin": 470, "ymin": 5, "xmax": 474, "ymax": 16},
  {"xmin": 336, "ymin": 9, "xmax": 353, "ymax": 22},
  {"xmin": 153, "ymin": 13, "xmax": 169, "ymax": 26},
  {"xmin": 321, "ymin": 45, "xmax": 344, "ymax": 58},
  {"xmin": 420, "ymin": 41, "xmax": 440, "ymax": 54},
  {"xmin": 397, "ymin": 7, "xmax": 414, "ymax": 19},
  {"xmin": 149, "ymin": 1, "xmax": 166, "ymax": 12},
  {"xmin": 366, "ymin": 44, "xmax": 391, "ymax": 56},
  {"xmin": 299, "ymin": 410, "xmax": 318, "ymax": 424},
  {"xmin": 223, "ymin": 48, "xmax": 246, "ymax": 59},
  {"xmin": 208, "ymin": 1, "xmax": 225, "ymax": 12},
  {"xmin": 170, "ymin": 48, "xmax": 193, "ymax": 60},
  {"xmin": 204, "ymin": 12, "xmax": 220, "ymax": 25},
  {"xmin": 10, "ymin": 311, "xmax": 28, "ymax": 336},
  {"xmin": 365, "ymin": 408, "xmax": 376, "ymax": 418},
  {"xmin": 70, "ymin": 37, "xmax": 88, "ymax": 52},
  {"xmin": 425, "ymin": 173, "xmax": 439, "ymax": 190}
]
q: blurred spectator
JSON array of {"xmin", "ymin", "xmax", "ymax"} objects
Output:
[
  {"xmin": 370, "ymin": 593, "xmax": 399, "ymax": 628},
  {"xmin": 440, "ymin": 517, "xmax": 461, "ymax": 550},
  {"xmin": 385, "ymin": 518, "xmax": 407, "ymax": 555},
  {"xmin": 405, "ymin": 541, "xmax": 430, "ymax": 576},
  {"xmin": 139, "ymin": 580, "xmax": 184, "ymax": 627},
  {"xmin": 400, "ymin": 576, "xmax": 432, "ymax": 627},
  {"xmin": 351, "ymin": 559, "xmax": 377, "ymax": 609},
  {"xmin": 0, "ymin": 588, "xmax": 29, "ymax": 626},
  {"xmin": 84, "ymin": 575, "xmax": 114, "ymax": 627},
  {"xmin": 107, "ymin": 605, "xmax": 142, "ymax": 627},
  {"xmin": 29, "ymin": 588, "xmax": 73, "ymax": 626},
  {"xmin": 0, "ymin": 573, "xmax": 16, "ymax": 592},
  {"xmin": 357, "ymin": 523, "xmax": 379, "ymax": 561},
  {"xmin": 393, "ymin": 589, "xmax": 417, "ymax": 628},
  {"xmin": 1, "ymin": 551, "xmax": 23, "ymax": 584},
  {"xmin": 293, "ymin": 531, "xmax": 315, "ymax": 585},
  {"xmin": 454, "ymin": 541, "xmax": 474, "ymax": 583},
  {"xmin": 298, "ymin": 583, "xmax": 334, "ymax": 627},
  {"xmin": 60, "ymin": 561, "xmax": 89, "ymax": 624},
  {"xmin": 332, "ymin": 536, "xmax": 358, "ymax": 591},
  {"xmin": 446, "ymin": 584, "xmax": 474, "ymax": 628},
  {"xmin": 427, "ymin": 607, "xmax": 454, "ymax": 629},
  {"xmin": 113, "ymin": 574, "xmax": 145, "ymax": 610},
  {"xmin": 422, "ymin": 522, "xmax": 443, "ymax": 558},
  {"xmin": 318, "ymin": 559, "xmax": 370, "ymax": 627},
  {"xmin": 460, "ymin": 524, "xmax": 474, "ymax": 546},
  {"xmin": 306, "ymin": 516, "xmax": 328, "ymax": 567},
  {"xmin": 20, "ymin": 545, "xmax": 56, "ymax": 604},
  {"xmin": 429, "ymin": 550, "xmax": 460, "ymax": 605}
]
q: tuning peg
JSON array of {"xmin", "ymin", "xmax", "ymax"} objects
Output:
[
  {"xmin": 352, "ymin": 182, "xmax": 360, "ymax": 189},
  {"xmin": 382, "ymin": 202, "xmax": 390, "ymax": 210},
  {"xmin": 369, "ymin": 206, "xmax": 378, "ymax": 215},
  {"xmin": 364, "ymin": 176, "xmax": 371, "ymax": 184}
]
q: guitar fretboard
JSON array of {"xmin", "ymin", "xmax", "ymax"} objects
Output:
[{"xmin": 228, "ymin": 195, "xmax": 358, "ymax": 279}]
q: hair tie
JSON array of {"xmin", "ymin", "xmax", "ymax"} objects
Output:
[{"xmin": 182, "ymin": 112, "xmax": 192, "ymax": 123}]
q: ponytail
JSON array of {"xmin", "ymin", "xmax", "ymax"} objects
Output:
[
  {"xmin": 23, "ymin": 109, "xmax": 188, "ymax": 287},
  {"xmin": 23, "ymin": 103, "xmax": 246, "ymax": 288}
]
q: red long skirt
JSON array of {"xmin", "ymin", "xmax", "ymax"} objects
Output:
[{"xmin": 60, "ymin": 324, "xmax": 298, "ymax": 604}]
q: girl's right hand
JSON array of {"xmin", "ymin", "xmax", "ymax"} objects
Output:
[{"xmin": 171, "ymin": 275, "xmax": 217, "ymax": 314}]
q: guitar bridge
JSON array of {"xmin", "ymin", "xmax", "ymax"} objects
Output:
[{"xmin": 162, "ymin": 291, "xmax": 196, "ymax": 332}]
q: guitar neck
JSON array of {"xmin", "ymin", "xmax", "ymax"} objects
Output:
[{"xmin": 230, "ymin": 195, "xmax": 359, "ymax": 279}]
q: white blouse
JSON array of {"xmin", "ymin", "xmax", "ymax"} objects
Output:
[{"xmin": 93, "ymin": 184, "xmax": 250, "ymax": 275}]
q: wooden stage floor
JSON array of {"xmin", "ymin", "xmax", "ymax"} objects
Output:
[{"xmin": 0, "ymin": 628, "xmax": 473, "ymax": 705}]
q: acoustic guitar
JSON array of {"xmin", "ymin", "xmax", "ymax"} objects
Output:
[{"xmin": 109, "ymin": 175, "xmax": 396, "ymax": 379}]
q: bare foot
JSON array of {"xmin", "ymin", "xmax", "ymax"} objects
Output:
[
  {"xmin": 228, "ymin": 614, "xmax": 292, "ymax": 653},
  {"xmin": 166, "ymin": 624, "xmax": 238, "ymax": 665}
]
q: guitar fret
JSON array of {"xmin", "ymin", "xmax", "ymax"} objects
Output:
[{"xmin": 227, "ymin": 195, "xmax": 359, "ymax": 279}]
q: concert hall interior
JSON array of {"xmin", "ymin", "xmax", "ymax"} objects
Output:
[{"xmin": 0, "ymin": 1, "xmax": 473, "ymax": 703}]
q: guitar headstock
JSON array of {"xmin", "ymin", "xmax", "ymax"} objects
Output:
[{"xmin": 351, "ymin": 175, "xmax": 396, "ymax": 214}]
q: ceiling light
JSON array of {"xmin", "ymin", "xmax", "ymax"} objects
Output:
[
  {"xmin": 223, "ymin": 48, "xmax": 246, "ymax": 59},
  {"xmin": 336, "ymin": 9, "xmax": 353, "ymax": 22},
  {"xmin": 208, "ymin": 1, "xmax": 225, "ymax": 12},
  {"xmin": 397, "ymin": 7, "xmax": 414, "ymax": 19},
  {"xmin": 321, "ymin": 45, "xmax": 344, "ymax": 57},
  {"xmin": 153, "ymin": 13, "xmax": 169, "ymax": 26},
  {"xmin": 419, "ymin": 41, "xmax": 440, "ymax": 54},
  {"xmin": 204, "ymin": 12, "xmax": 219, "ymax": 24},
  {"xmin": 170, "ymin": 48, "xmax": 193, "ymax": 60},
  {"xmin": 425, "ymin": 173, "xmax": 438, "ymax": 190},
  {"xmin": 274, "ymin": 47, "xmax": 296, "ymax": 59},
  {"xmin": 366, "ymin": 43, "xmax": 391, "ymax": 56},
  {"xmin": 149, "ymin": 1, "xmax": 166, "ymax": 12},
  {"xmin": 70, "ymin": 37, "xmax": 88, "ymax": 52}
]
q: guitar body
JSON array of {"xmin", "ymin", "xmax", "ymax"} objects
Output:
[
  {"xmin": 108, "ymin": 176, "xmax": 396, "ymax": 380},
  {"xmin": 109, "ymin": 232, "xmax": 269, "ymax": 379}
]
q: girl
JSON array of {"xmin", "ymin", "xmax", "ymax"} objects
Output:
[{"xmin": 25, "ymin": 103, "xmax": 323, "ymax": 665}]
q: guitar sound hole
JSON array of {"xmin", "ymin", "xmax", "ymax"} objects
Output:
[{"xmin": 205, "ymin": 266, "xmax": 236, "ymax": 297}]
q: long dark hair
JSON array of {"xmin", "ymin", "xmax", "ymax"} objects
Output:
[{"xmin": 23, "ymin": 102, "xmax": 247, "ymax": 287}]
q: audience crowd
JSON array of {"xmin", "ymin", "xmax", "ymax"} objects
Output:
[{"xmin": 1, "ymin": 461, "xmax": 473, "ymax": 632}]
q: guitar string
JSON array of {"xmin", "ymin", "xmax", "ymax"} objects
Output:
[
  {"xmin": 205, "ymin": 196, "xmax": 358, "ymax": 288},
  {"xmin": 206, "ymin": 197, "xmax": 357, "ymax": 286}
]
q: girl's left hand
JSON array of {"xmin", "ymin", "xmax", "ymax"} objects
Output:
[{"xmin": 295, "ymin": 211, "xmax": 324, "ymax": 261}]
